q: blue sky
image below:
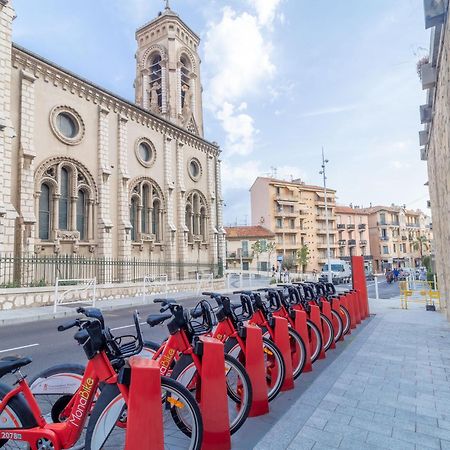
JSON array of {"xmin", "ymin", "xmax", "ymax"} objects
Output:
[{"xmin": 12, "ymin": 0, "xmax": 430, "ymax": 225}]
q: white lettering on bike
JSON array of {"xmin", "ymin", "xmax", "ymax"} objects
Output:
[
  {"xmin": 1, "ymin": 432, "xmax": 23, "ymax": 440},
  {"xmin": 68, "ymin": 377, "xmax": 94, "ymax": 428}
]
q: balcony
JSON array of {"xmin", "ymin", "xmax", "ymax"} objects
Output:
[
  {"xmin": 420, "ymin": 104, "xmax": 432, "ymax": 124},
  {"xmin": 421, "ymin": 147, "xmax": 428, "ymax": 161},
  {"xmin": 317, "ymin": 229, "xmax": 337, "ymax": 235},
  {"xmin": 347, "ymin": 224, "xmax": 355, "ymax": 230},
  {"xmin": 420, "ymin": 64, "xmax": 436, "ymax": 90},
  {"xmin": 226, "ymin": 250, "xmax": 253, "ymax": 260},
  {"xmin": 337, "ymin": 223, "xmax": 346, "ymax": 230},
  {"xmin": 419, "ymin": 129, "xmax": 429, "ymax": 146},
  {"xmin": 424, "ymin": 0, "xmax": 446, "ymax": 29},
  {"xmin": 407, "ymin": 223, "xmax": 420, "ymax": 228},
  {"xmin": 348, "ymin": 239, "xmax": 357, "ymax": 246},
  {"xmin": 359, "ymin": 240, "xmax": 367, "ymax": 246},
  {"xmin": 317, "ymin": 242, "xmax": 338, "ymax": 249},
  {"xmin": 380, "ymin": 236, "xmax": 389, "ymax": 241},
  {"xmin": 401, "ymin": 236, "xmax": 408, "ymax": 241},
  {"xmin": 316, "ymin": 214, "xmax": 335, "ymax": 221},
  {"xmin": 358, "ymin": 224, "xmax": 366, "ymax": 230},
  {"xmin": 338, "ymin": 239, "xmax": 346, "ymax": 247},
  {"xmin": 391, "ymin": 221, "xmax": 400, "ymax": 227}
]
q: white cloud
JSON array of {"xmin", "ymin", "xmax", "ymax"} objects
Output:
[
  {"xmin": 247, "ymin": 0, "xmax": 283, "ymax": 28},
  {"xmin": 203, "ymin": 3, "xmax": 281, "ymax": 156}
]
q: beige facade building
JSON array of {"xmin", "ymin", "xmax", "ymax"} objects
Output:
[
  {"xmin": 363, "ymin": 206, "xmax": 432, "ymax": 273},
  {"xmin": 335, "ymin": 206, "xmax": 371, "ymax": 266},
  {"xmin": 0, "ymin": 1, "xmax": 224, "ymax": 280},
  {"xmin": 250, "ymin": 177, "xmax": 337, "ymax": 271},
  {"xmin": 418, "ymin": 0, "xmax": 450, "ymax": 319},
  {"xmin": 224, "ymin": 226, "xmax": 276, "ymax": 272}
]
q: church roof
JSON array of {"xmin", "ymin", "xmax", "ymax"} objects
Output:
[
  {"xmin": 12, "ymin": 43, "xmax": 216, "ymax": 150},
  {"xmin": 136, "ymin": 6, "xmax": 200, "ymax": 42}
]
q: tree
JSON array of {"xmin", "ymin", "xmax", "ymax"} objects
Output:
[
  {"xmin": 283, "ymin": 255, "xmax": 296, "ymax": 271},
  {"xmin": 266, "ymin": 241, "xmax": 277, "ymax": 271},
  {"xmin": 297, "ymin": 245, "xmax": 311, "ymax": 273},
  {"xmin": 251, "ymin": 240, "xmax": 264, "ymax": 271},
  {"xmin": 412, "ymin": 235, "xmax": 430, "ymax": 261}
]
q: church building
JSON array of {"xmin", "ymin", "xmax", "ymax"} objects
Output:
[{"xmin": 0, "ymin": 1, "xmax": 225, "ymax": 280}]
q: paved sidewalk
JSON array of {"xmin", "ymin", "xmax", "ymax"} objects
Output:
[{"xmin": 246, "ymin": 297, "xmax": 450, "ymax": 449}]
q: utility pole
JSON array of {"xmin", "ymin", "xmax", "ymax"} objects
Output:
[{"xmin": 319, "ymin": 148, "xmax": 332, "ymax": 283}]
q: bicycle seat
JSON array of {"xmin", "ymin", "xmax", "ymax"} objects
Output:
[
  {"xmin": 147, "ymin": 313, "xmax": 172, "ymax": 327},
  {"xmin": 0, "ymin": 356, "xmax": 32, "ymax": 378}
]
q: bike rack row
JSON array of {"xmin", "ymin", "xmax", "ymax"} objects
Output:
[{"xmin": 124, "ymin": 256, "xmax": 370, "ymax": 450}]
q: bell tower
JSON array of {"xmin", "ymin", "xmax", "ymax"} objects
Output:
[{"xmin": 135, "ymin": 1, "xmax": 204, "ymax": 136}]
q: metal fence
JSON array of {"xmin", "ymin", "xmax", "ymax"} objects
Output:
[{"xmin": 0, "ymin": 254, "xmax": 220, "ymax": 288}]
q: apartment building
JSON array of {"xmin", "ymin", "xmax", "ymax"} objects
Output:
[
  {"xmin": 335, "ymin": 206, "xmax": 372, "ymax": 269},
  {"xmin": 250, "ymin": 177, "xmax": 337, "ymax": 271},
  {"xmin": 364, "ymin": 206, "xmax": 432, "ymax": 272},
  {"xmin": 224, "ymin": 226, "xmax": 276, "ymax": 272}
]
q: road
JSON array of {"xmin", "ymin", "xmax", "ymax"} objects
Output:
[{"xmin": 0, "ymin": 278, "xmax": 399, "ymax": 382}]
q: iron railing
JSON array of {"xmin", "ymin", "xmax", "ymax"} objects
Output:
[{"xmin": 0, "ymin": 254, "xmax": 219, "ymax": 288}]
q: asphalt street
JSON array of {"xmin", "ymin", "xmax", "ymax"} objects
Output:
[{"xmin": 0, "ymin": 279, "xmax": 399, "ymax": 384}]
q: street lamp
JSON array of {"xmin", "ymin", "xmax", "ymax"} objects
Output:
[{"xmin": 319, "ymin": 148, "xmax": 332, "ymax": 284}]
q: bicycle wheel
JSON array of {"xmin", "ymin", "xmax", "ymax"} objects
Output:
[
  {"xmin": 84, "ymin": 377, "xmax": 203, "ymax": 450},
  {"xmin": 331, "ymin": 309, "xmax": 343, "ymax": 342},
  {"xmin": 171, "ymin": 353, "xmax": 252, "ymax": 435},
  {"xmin": 340, "ymin": 305, "xmax": 351, "ymax": 335},
  {"xmin": 224, "ymin": 336, "xmax": 285, "ymax": 401},
  {"xmin": 288, "ymin": 328, "xmax": 306, "ymax": 379},
  {"xmin": 28, "ymin": 363, "xmax": 86, "ymax": 423},
  {"xmin": 320, "ymin": 313, "xmax": 334, "ymax": 351},
  {"xmin": 307, "ymin": 319, "xmax": 322, "ymax": 363},
  {"xmin": 0, "ymin": 382, "xmax": 37, "ymax": 449}
]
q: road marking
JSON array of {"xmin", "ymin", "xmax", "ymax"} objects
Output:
[
  {"xmin": 111, "ymin": 322, "xmax": 147, "ymax": 331},
  {"xmin": 0, "ymin": 343, "xmax": 39, "ymax": 354}
]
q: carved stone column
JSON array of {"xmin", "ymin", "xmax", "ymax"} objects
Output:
[
  {"xmin": 176, "ymin": 141, "xmax": 188, "ymax": 279},
  {"xmin": 215, "ymin": 157, "xmax": 225, "ymax": 275},
  {"xmin": 163, "ymin": 135, "xmax": 177, "ymax": 279},
  {"xmin": 117, "ymin": 115, "xmax": 132, "ymax": 281},
  {"xmin": 97, "ymin": 106, "xmax": 113, "ymax": 259},
  {"xmin": 206, "ymin": 154, "xmax": 218, "ymax": 267}
]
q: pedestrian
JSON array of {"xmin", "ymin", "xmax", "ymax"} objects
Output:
[
  {"xmin": 393, "ymin": 267, "xmax": 399, "ymax": 282},
  {"xmin": 419, "ymin": 267, "xmax": 427, "ymax": 281},
  {"xmin": 271, "ymin": 265, "xmax": 276, "ymax": 277},
  {"xmin": 312, "ymin": 268, "xmax": 317, "ymax": 281}
]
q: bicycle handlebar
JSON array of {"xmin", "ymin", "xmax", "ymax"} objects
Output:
[{"xmin": 57, "ymin": 319, "xmax": 80, "ymax": 332}]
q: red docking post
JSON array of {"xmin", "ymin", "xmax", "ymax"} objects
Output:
[
  {"xmin": 331, "ymin": 297, "xmax": 345, "ymax": 341},
  {"xmin": 243, "ymin": 323, "xmax": 270, "ymax": 417},
  {"xmin": 125, "ymin": 357, "xmax": 164, "ymax": 450},
  {"xmin": 339, "ymin": 293, "xmax": 354, "ymax": 331},
  {"xmin": 309, "ymin": 304, "xmax": 326, "ymax": 360},
  {"xmin": 198, "ymin": 336, "xmax": 231, "ymax": 450},
  {"xmin": 351, "ymin": 290, "xmax": 362, "ymax": 325},
  {"xmin": 293, "ymin": 308, "xmax": 313, "ymax": 372},
  {"xmin": 321, "ymin": 300, "xmax": 336, "ymax": 349},
  {"xmin": 352, "ymin": 255, "xmax": 370, "ymax": 319},
  {"xmin": 272, "ymin": 315, "xmax": 294, "ymax": 391}
]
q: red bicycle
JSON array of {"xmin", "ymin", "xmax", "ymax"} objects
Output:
[
  {"xmin": 143, "ymin": 298, "xmax": 253, "ymax": 435},
  {"xmin": 0, "ymin": 308, "xmax": 203, "ymax": 450}
]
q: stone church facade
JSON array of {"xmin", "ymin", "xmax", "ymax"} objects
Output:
[{"xmin": 0, "ymin": 1, "xmax": 225, "ymax": 279}]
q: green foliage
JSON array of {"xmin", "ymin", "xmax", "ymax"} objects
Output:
[
  {"xmin": 412, "ymin": 235, "xmax": 430, "ymax": 258},
  {"xmin": 251, "ymin": 240, "xmax": 264, "ymax": 256},
  {"xmin": 29, "ymin": 278, "xmax": 47, "ymax": 287},
  {"xmin": 422, "ymin": 255, "xmax": 432, "ymax": 272},
  {"xmin": 0, "ymin": 281, "xmax": 20, "ymax": 289},
  {"xmin": 269, "ymin": 277, "xmax": 277, "ymax": 285},
  {"xmin": 296, "ymin": 245, "xmax": 311, "ymax": 273}
]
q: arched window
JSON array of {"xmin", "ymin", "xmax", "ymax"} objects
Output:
[
  {"xmin": 150, "ymin": 54, "xmax": 162, "ymax": 108},
  {"xmin": 152, "ymin": 199, "xmax": 161, "ymax": 241},
  {"xmin": 186, "ymin": 191, "xmax": 207, "ymax": 243},
  {"xmin": 35, "ymin": 158, "xmax": 97, "ymax": 244},
  {"xmin": 76, "ymin": 190, "xmax": 87, "ymax": 241},
  {"xmin": 129, "ymin": 178, "xmax": 164, "ymax": 243},
  {"xmin": 130, "ymin": 197, "xmax": 138, "ymax": 242},
  {"xmin": 39, "ymin": 183, "xmax": 51, "ymax": 240},
  {"xmin": 59, "ymin": 167, "xmax": 70, "ymax": 230},
  {"xmin": 180, "ymin": 55, "xmax": 191, "ymax": 109},
  {"xmin": 142, "ymin": 184, "xmax": 150, "ymax": 234}
]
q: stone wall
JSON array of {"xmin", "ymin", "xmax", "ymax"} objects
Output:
[
  {"xmin": 424, "ymin": 10, "xmax": 450, "ymax": 320},
  {"xmin": 0, "ymin": 278, "xmax": 226, "ymax": 310}
]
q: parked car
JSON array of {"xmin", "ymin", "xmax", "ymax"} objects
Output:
[{"xmin": 320, "ymin": 259, "xmax": 352, "ymax": 284}]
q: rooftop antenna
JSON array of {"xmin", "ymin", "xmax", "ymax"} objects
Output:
[
  {"xmin": 164, "ymin": 0, "xmax": 170, "ymax": 10},
  {"xmin": 270, "ymin": 166, "xmax": 277, "ymax": 178}
]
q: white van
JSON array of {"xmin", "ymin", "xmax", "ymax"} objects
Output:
[{"xmin": 320, "ymin": 259, "xmax": 352, "ymax": 284}]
